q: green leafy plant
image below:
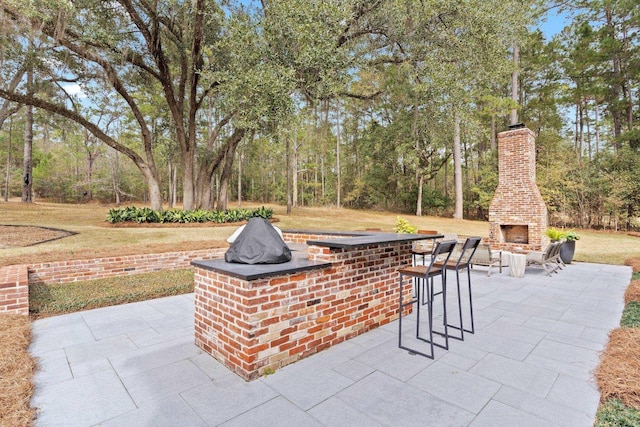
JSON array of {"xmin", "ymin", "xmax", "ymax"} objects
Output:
[
  {"xmin": 545, "ymin": 227, "xmax": 566, "ymax": 241},
  {"xmin": 595, "ymin": 398, "xmax": 640, "ymax": 427},
  {"xmin": 545, "ymin": 227, "xmax": 581, "ymax": 242},
  {"xmin": 393, "ymin": 216, "xmax": 418, "ymax": 234},
  {"xmin": 564, "ymin": 230, "xmax": 581, "ymax": 241},
  {"xmin": 621, "ymin": 301, "xmax": 640, "ymax": 328},
  {"xmin": 105, "ymin": 206, "xmax": 273, "ymax": 224}
]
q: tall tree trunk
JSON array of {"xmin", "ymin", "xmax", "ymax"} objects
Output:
[
  {"xmin": 285, "ymin": 130, "xmax": 291, "ymax": 214},
  {"xmin": 194, "ymin": 128, "xmax": 244, "ymax": 209},
  {"xmin": 168, "ymin": 160, "xmax": 176, "ymax": 208},
  {"xmin": 605, "ymin": 8, "xmax": 623, "ymax": 142},
  {"xmin": 586, "ymin": 100, "xmax": 592, "ymax": 161},
  {"xmin": 490, "ymin": 115, "xmax": 497, "ymax": 150},
  {"xmin": 182, "ymin": 152, "xmax": 195, "ymax": 210},
  {"xmin": 216, "ymin": 146, "xmax": 235, "ymax": 211},
  {"xmin": 111, "ymin": 150, "xmax": 121, "ymax": 206},
  {"xmin": 510, "ymin": 45, "xmax": 519, "ymax": 125},
  {"xmin": 237, "ymin": 149, "xmax": 242, "ymax": 207},
  {"xmin": 453, "ymin": 112, "xmax": 463, "ymax": 219},
  {"xmin": 335, "ymin": 104, "xmax": 341, "ymax": 208},
  {"xmin": 594, "ymin": 101, "xmax": 600, "ymax": 154},
  {"xmin": 22, "ymin": 106, "xmax": 33, "ymax": 202},
  {"xmin": 145, "ymin": 171, "xmax": 162, "ymax": 211},
  {"xmin": 413, "ymin": 101, "xmax": 422, "ymax": 216},
  {"xmin": 416, "ymin": 175, "xmax": 424, "ymax": 217},
  {"xmin": 578, "ymin": 100, "xmax": 584, "ymax": 159},
  {"xmin": 4, "ymin": 117, "xmax": 11, "ymax": 202},
  {"xmin": 292, "ymin": 131, "xmax": 298, "ymax": 208}
]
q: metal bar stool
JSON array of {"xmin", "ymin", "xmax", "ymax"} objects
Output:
[
  {"xmin": 398, "ymin": 240, "xmax": 457, "ymax": 359},
  {"xmin": 434, "ymin": 237, "xmax": 482, "ymax": 341}
]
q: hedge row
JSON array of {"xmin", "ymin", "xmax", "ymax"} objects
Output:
[{"xmin": 105, "ymin": 206, "xmax": 273, "ymax": 224}]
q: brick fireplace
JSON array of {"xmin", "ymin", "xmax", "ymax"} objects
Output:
[{"xmin": 489, "ymin": 125, "xmax": 548, "ymax": 251}]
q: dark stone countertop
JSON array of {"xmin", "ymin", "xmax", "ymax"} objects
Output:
[
  {"xmin": 306, "ymin": 232, "xmax": 443, "ymax": 249},
  {"xmin": 191, "ymin": 256, "xmax": 332, "ymax": 281}
]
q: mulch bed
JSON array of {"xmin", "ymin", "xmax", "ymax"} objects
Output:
[
  {"xmin": 626, "ymin": 257, "xmax": 640, "ymax": 273},
  {"xmin": 597, "ymin": 260, "xmax": 640, "ymax": 413},
  {"xmin": 0, "ymin": 225, "xmax": 76, "ymax": 248},
  {"xmin": 626, "ymin": 280, "xmax": 640, "ymax": 304},
  {"xmin": 596, "ymin": 328, "xmax": 640, "ymax": 410},
  {"xmin": 0, "ymin": 314, "xmax": 35, "ymax": 427}
]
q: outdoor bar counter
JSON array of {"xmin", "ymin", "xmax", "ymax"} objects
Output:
[{"xmin": 192, "ymin": 230, "xmax": 440, "ymax": 380}]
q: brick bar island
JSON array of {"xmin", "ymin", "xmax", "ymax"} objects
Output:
[{"xmin": 192, "ymin": 231, "xmax": 436, "ymax": 380}]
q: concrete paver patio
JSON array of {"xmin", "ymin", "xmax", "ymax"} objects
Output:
[{"xmin": 30, "ymin": 262, "xmax": 631, "ymax": 426}]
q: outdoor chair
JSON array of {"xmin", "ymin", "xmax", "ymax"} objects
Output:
[
  {"xmin": 551, "ymin": 241, "xmax": 566, "ymax": 270},
  {"xmin": 526, "ymin": 242, "xmax": 562, "ymax": 276},
  {"xmin": 470, "ymin": 243, "xmax": 502, "ymax": 276},
  {"xmin": 398, "ymin": 239, "xmax": 457, "ymax": 359},
  {"xmin": 433, "ymin": 236, "xmax": 482, "ymax": 340}
]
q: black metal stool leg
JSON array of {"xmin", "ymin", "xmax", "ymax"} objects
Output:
[
  {"xmin": 444, "ymin": 267, "xmax": 465, "ymax": 341},
  {"xmin": 430, "ymin": 272, "xmax": 449, "ymax": 350},
  {"xmin": 465, "ymin": 267, "xmax": 475, "ymax": 334}
]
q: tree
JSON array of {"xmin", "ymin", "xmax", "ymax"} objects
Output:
[{"xmin": 1, "ymin": 1, "xmax": 266, "ymax": 210}]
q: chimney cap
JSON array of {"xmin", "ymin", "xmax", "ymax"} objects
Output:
[{"xmin": 508, "ymin": 122, "xmax": 526, "ymax": 130}]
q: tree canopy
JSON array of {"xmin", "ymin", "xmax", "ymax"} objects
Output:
[{"xmin": 0, "ymin": 0, "xmax": 639, "ymax": 230}]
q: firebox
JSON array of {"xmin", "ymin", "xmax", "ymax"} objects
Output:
[
  {"xmin": 488, "ymin": 126, "xmax": 548, "ymax": 251},
  {"xmin": 500, "ymin": 225, "xmax": 529, "ymax": 244}
]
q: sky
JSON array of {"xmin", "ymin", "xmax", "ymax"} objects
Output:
[{"xmin": 537, "ymin": 7, "xmax": 571, "ymax": 40}]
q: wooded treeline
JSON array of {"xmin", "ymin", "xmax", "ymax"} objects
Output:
[{"xmin": 0, "ymin": 0, "xmax": 638, "ymax": 230}]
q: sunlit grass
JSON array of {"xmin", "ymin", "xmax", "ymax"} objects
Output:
[{"xmin": 1, "ymin": 200, "xmax": 637, "ymax": 266}]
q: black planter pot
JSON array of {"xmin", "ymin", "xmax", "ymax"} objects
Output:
[{"xmin": 560, "ymin": 240, "xmax": 576, "ymax": 264}]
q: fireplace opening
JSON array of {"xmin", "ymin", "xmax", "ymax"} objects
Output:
[{"xmin": 500, "ymin": 225, "xmax": 529, "ymax": 244}]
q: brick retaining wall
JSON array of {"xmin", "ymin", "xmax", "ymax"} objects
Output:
[
  {"xmin": 0, "ymin": 265, "xmax": 29, "ymax": 315},
  {"xmin": 28, "ymin": 248, "xmax": 227, "ymax": 285},
  {"xmin": 0, "ymin": 247, "xmax": 227, "ymax": 315}
]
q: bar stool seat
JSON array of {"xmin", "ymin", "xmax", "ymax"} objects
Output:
[{"xmin": 398, "ymin": 240, "xmax": 457, "ymax": 359}]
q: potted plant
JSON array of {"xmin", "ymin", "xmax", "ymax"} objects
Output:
[
  {"xmin": 546, "ymin": 228, "xmax": 580, "ymax": 264},
  {"xmin": 559, "ymin": 230, "xmax": 580, "ymax": 264}
]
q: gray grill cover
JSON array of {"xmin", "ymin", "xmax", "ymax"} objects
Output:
[{"xmin": 224, "ymin": 217, "xmax": 292, "ymax": 264}]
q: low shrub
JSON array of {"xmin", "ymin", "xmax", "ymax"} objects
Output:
[
  {"xmin": 595, "ymin": 398, "xmax": 640, "ymax": 427},
  {"xmin": 621, "ymin": 302, "xmax": 640, "ymax": 328},
  {"xmin": 393, "ymin": 216, "xmax": 418, "ymax": 234},
  {"xmin": 106, "ymin": 206, "xmax": 273, "ymax": 224}
]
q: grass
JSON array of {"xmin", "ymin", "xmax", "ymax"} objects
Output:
[
  {"xmin": 1, "ymin": 200, "xmax": 638, "ymax": 267},
  {"xmin": 29, "ymin": 269, "xmax": 194, "ymax": 319}
]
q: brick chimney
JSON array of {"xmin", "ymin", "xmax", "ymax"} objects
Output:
[{"xmin": 488, "ymin": 126, "xmax": 548, "ymax": 251}]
